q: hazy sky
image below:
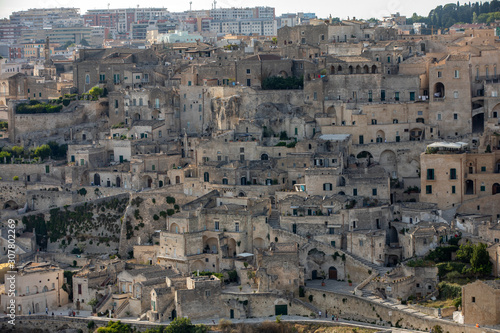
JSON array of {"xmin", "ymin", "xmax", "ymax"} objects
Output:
[{"xmin": 0, "ymin": 0, "xmax": 457, "ymax": 20}]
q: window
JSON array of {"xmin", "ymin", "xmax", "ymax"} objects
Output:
[
  {"xmin": 453, "ymin": 113, "xmax": 458, "ymax": 120},
  {"xmin": 359, "ymin": 240, "xmax": 364, "ymax": 246},
  {"xmin": 329, "ymin": 228, "xmax": 335, "ymax": 234},
  {"xmin": 152, "ymin": 165, "xmax": 155, "ymax": 171},
  {"xmin": 295, "ymin": 127, "xmax": 298, "ymax": 135},
  {"xmin": 78, "ymin": 284, "xmax": 82, "ymax": 295},
  {"xmin": 99, "ymin": 74, "xmax": 105, "ymax": 82},
  {"xmin": 426, "ymin": 185, "xmax": 432, "ymax": 194},
  {"xmin": 454, "ymin": 70, "xmax": 459, "ymax": 78},
  {"xmin": 427, "ymin": 169, "xmax": 434, "ymax": 180},
  {"xmin": 222, "ymin": 178, "xmax": 228, "ymax": 185},
  {"xmin": 395, "ymin": 92, "xmax": 399, "ymax": 101},
  {"xmin": 331, "ymin": 241, "xmax": 336, "ymax": 247},
  {"xmin": 246, "ymin": 79, "xmax": 251, "ymax": 86},
  {"xmin": 155, "ymin": 98, "xmax": 160, "ymax": 108},
  {"xmin": 454, "ymin": 91, "xmax": 459, "ymax": 98},
  {"xmin": 353, "ymin": 188, "xmax": 357, "ymax": 196},
  {"xmin": 450, "ymin": 168, "xmax": 456, "ymax": 179},
  {"xmin": 85, "ymin": 74, "xmax": 90, "ymax": 84},
  {"xmin": 205, "ymin": 290, "xmax": 211, "ymax": 297},
  {"xmin": 323, "ymin": 183, "xmax": 333, "ymax": 191},
  {"xmin": 371, "ymin": 119, "xmax": 377, "ymax": 125},
  {"xmin": 113, "ymin": 74, "xmax": 120, "ymax": 84},
  {"xmin": 387, "ymin": 56, "xmax": 391, "ymax": 63},
  {"xmin": 410, "ymin": 92, "xmax": 415, "ymax": 101},
  {"xmin": 452, "ymin": 185, "xmax": 456, "ymax": 194},
  {"xmin": 418, "ymin": 111, "xmax": 423, "ymax": 115},
  {"xmin": 372, "ymin": 188, "xmax": 377, "ymax": 196},
  {"xmin": 393, "ymin": 119, "xmax": 398, "ymax": 124},
  {"xmin": 437, "ymin": 113, "xmax": 442, "ymax": 120},
  {"xmin": 472, "ymin": 297, "xmax": 475, "ymax": 303},
  {"xmin": 188, "ymin": 81, "xmax": 192, "ymax": 86},
  {"xmin": 368, "ymin": 90, "xmax": 372, "ymax": 102},
  {"xmin": 313, "ymin": 92, "xmax": 317, "ymax": 101},
  {"xmin": 26, "ymin": 286, "xmax": 29, "ymax": 294},
  {"xmin": 214, "ymin": 221, "xmax": 219, "ymax": 231},
  {"xmin": 45, "ymin": 165, "xmax": 50, "ymax": 174},
  {"xmin": 235, "ymin": 223, "xmax": 239, "ymax": 232},
  {"xmin": 481, "ymin": 166, "xmax": 486, "ymax": 172},
  {"xmin": 437, "ymin": 71, "xmax": 442, "ymax": 78},
  {"xmin": 246, "ymin": 69, "xmax": 251, "ymax": 74}
]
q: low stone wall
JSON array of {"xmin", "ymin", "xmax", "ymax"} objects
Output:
[
  {"xmin": 408, "ymin": 304, "xmax": 456, "ymax": 318},
  {"xmin": 304, "ymin": 287, "xmax": 496, "ymax": 333}
]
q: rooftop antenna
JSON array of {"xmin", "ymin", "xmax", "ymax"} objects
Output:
[
  {"xmin": 189, "ymin": 1, "xmax": 192, "ymax": 12},
  {"xmin": 107, "ymin": 3, "xmax": 110, "ymax": 10},
  {"xmin": 214, "ymin": 0, "xmax": 217, "ymax": 9}
]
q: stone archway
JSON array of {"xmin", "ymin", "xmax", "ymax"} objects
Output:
[
  {"xmin": 3, "ymin": 200, "xmax": 19, "ymax": 210},
  {"xmin": 434, "ymin": 82, "xmax": 445, "ymax": 98},
  {"xmin": 380, "ymin": 150, "xmax": 397, "ymax": 179},
  {"xmin": 493, "ymin": 183, "xmax": 500, "ymax": 195},
  {"xmin": 254, "ymin": 237, "xmax": 265, "ymax": 249},
  {"xmin": 227, "ymin": 238, "xmax": 237, "ymax": 258},
  {"xmin": 94, "ymin": 173, "xmax": 101, "ymax": 186}
]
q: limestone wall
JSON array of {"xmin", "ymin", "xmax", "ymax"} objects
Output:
[{"xmin": 305, "ymin": 288, "xmax": 493, "ymax": 333}]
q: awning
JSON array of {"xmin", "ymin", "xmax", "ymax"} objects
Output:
[{"xmin": 237, "ymin": 253, "xmax": 254, "ymax": 257}]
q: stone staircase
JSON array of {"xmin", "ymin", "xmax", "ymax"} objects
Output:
[
  {"xmin": 115, "ymin": 299, "xmax": 130, "ymax": 318},
  {"xmin": 268, "ymin": 209, "xmax": 281, "ymax": 228},
  {"xmin": 292, "ymin": 297, "xmax": 320, "ymax": 315},
  {"xmin": 348, "ymin": 252, "xmax": 392, "ymax": 276},
  {"xmin": 95, "ymin": 292, "xmax": 112, "ymax": 313}
]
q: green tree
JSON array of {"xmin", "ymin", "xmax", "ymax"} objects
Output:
[
  {"xmin": 456, "ymin": 241, "xmax": 474, "ymax": 263},
  {"xmin": 0, "ymin": 151, "xmax": 11, "ymax": 163},
  {"xmin": 34, "ymin": 144, "xmax": 51, "ymax": 160},
  {"xmin": 11, "ymin": 146, "xmax": 24, "ymax": 157},
  {"xmin": 471, "ymin": 242, "xmax": 492, "ymax": 276},
  {"xmin": 89, "ymin": 86, "xmax": 104, "ymax": 100},
  {"xmin": 164, "ymin": 317, "xmax": 194, "ymax": 333},
  {"xmin": 96, "ymin": 320, "xmax": 133, "ymax": 333}
]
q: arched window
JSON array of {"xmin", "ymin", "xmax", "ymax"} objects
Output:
[{"xmin": 203, "ymin": 172, "xmax": 209, "ymax": 182}]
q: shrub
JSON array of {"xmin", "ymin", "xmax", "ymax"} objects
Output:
[
  {"xmin": 166, "ymin": 196, "xmax": 176, "ymax": 204},
  {"xmin": 13, "ymin": 176, "xmax": 19, "ymax": 181},
  {"xmin": 262, "ymin": 75, "xmax": 303, "ymax": 90},
  {"xmin": 308, "ymin": 294, "xmax": 313, "ymax": 302},
  {"xmin": 153, "ymin": 214, "xmax": 159, "ymax": 221},
  {"xmin": 16, "ymin": 101, "xmax": 63, "ymax": 114}
]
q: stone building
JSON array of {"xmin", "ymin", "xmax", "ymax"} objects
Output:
[
  {"xmin": 0, "ymin": 261, "xmax": 68, "ymax": 315},
  {"xmin": 420, "ymin": 141, "xmax": 500, "ymax": 209},
  {"xmin": 462, "ymin": 279, "xmax": 500, "ymax": 326}
]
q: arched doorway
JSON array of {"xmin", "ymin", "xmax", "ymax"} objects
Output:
[
  {"xmin": 204, "ymin": 237, "xmax": 218, "ymax": 254},
  {"xmin": 240, "ymin": 177, "xmax": 247, "ymax": 185},
  {"xmin": 203, "ymin": 172, "xmax": 210, "ymax": 182},
  {"xmin": 261, "ymin": 153, "xmax": 269, "ymax": 160},
  {"xmin": 363, "ymin": 65, "xmax": 369, "ymax": 73},
  {"xmin": 171, "ymin": 309, "xmax": 177, "ymax": 320},
  {"xmin": 176, "ymin": 176, "xmax": 180, "ymax": 184},
  {"xmin": 143, "ymin": 176, "xmax": 152, "ymax": 188},
  {"xmin": 410, "ymin": 128, "xmax": 423, "ymax": 141},
  {"xmin": 170, "ymin": 223, "xmax": 179, "ymax": 233},
  {"xmin": 116, "ymin": 176, "xmax": 121, "ymax": 187},
  {"xmin": 134, "ymin": 113, "xmax": 141, "ymax": 121},
  {"xmin": 328, "ymin": 266, "xmax": 338, "ymax": 280},
  {"xmin": 278, "ymin": 70, "xmax": 288, "ymax": 78},
  {"xmin": 254, "ymin": 237, "xmax": 265, "ymax": 249},
  {"xmin": 238, "ymin": 191, "xmax": 246, "ymax": 197},
  {"xmin": 434, "ymin": 82, "xmax": 445, "ymax": 98},
  {"xmin": 311, "ymin": 270, "xmax": 318, "ymax": 280},
  {"xmin": 376, "ymin": 130, "xmax": 385, "ymax": 143},
  {"xmin": 94, "ymin": 173, "xmax": 100, "ymax": 186},
  {"xmin": 227, "ymin": 238, "xmax": 237, "ymax": 257},
  {"xmin": 371, "ymin": 65, "xmax": 377, "ymax": 73},
  {"xmin": 493, "ymin": 183, "xmax": 500, "ymax": 195},
  {"xmin": 387, "ymin": 226, "xmax": 399, "ymax": 244},
  {"xmin": 380, "ymin": 150, "xmax": 398, "ymax": 179}
]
